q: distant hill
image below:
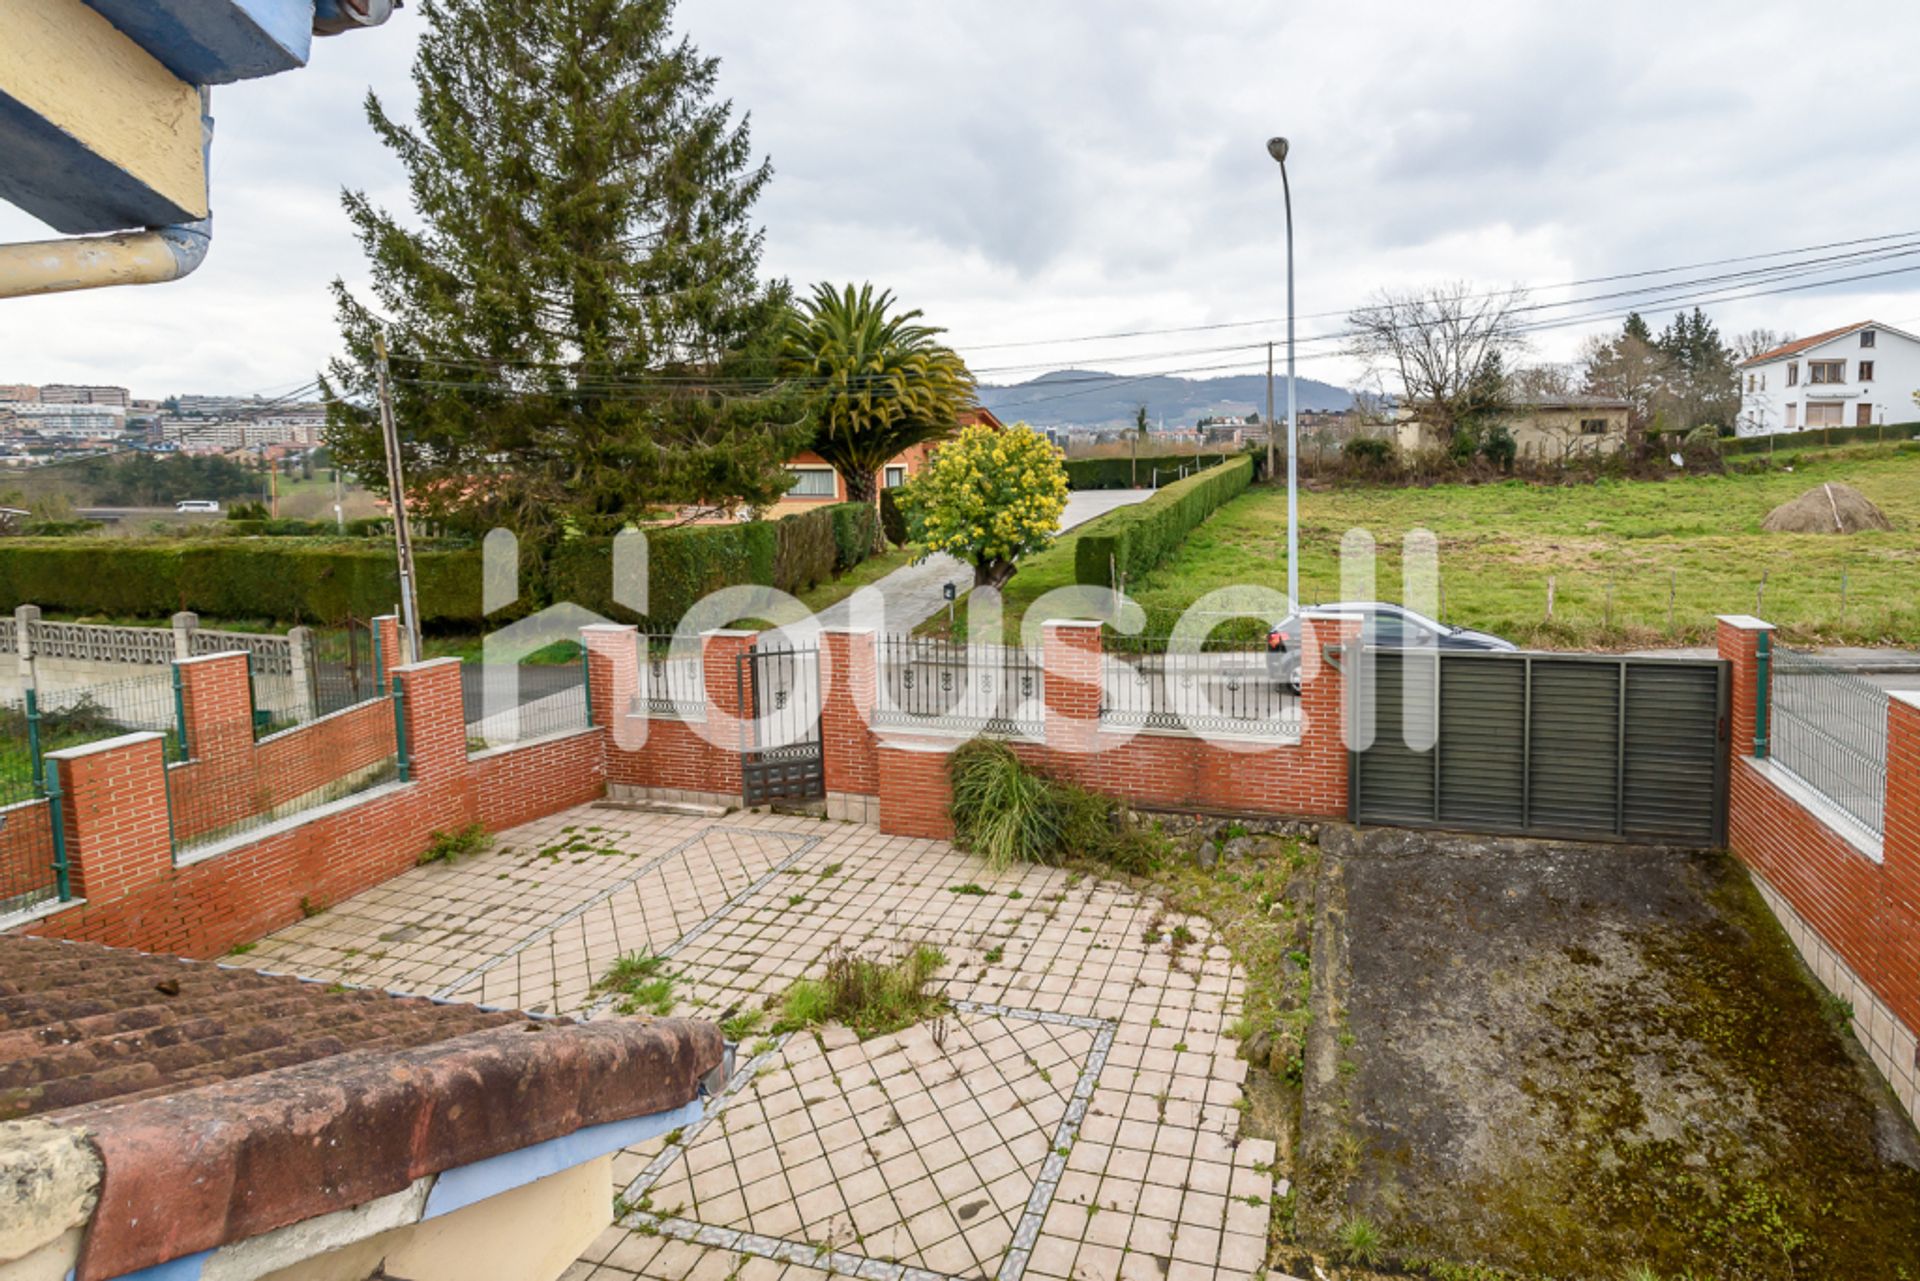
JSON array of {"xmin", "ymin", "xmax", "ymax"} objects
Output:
[{"xmin": 976, "ymin": 369, "xmax": 1354, "ymax": 430}]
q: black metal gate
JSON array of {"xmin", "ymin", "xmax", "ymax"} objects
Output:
[
  {"xmin": 740, "ymin": 645, "xmax": 824, "ymax": 806},
  {"xmin": 1350, "ymin": 649, "xmax": 1730, "ymax": 845}
]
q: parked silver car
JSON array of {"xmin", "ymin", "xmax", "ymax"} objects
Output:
[{"xmin": 1265, "ymin": 601, "xmax": 1517, "ymax": 690}]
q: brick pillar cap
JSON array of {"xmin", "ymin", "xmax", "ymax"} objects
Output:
[
  {"xmin": 1041, "ymin": 619, "xmax": 1104, "ymax": 631},
  {"xmin": 1892, "ymin": 690, "xmax": 1920, "ymax": 712},
  {"xmin": 1715, "ymin": 614, "xmax": 1776, "ymax": 630},
  {"xmin": 1302, "ymin": 609, "xmax": 1365, "ymax": 622},
  {"xmin": 581, "ymin": 622, "xmax": 638, "ymax": 634},
  {"xmin": 45, "ymin": 730, "xmax": 165, "ymax": 762},
  {"xmin": 700, "ymin": 628, "xmax": 758, "ymax": 639},
  {"xmin": 878, "ymin": 738, "xmax": 964, "ymax": 755},
  {"xmin": 175, "ymin": 650, "xmax": 249, "ymax": 667},
  {"xmin": 391, "ymin": 656, "xmax": 461, "ymax": 674},
  {"xmin": 819, "ymin": 626, "xmax": 877, "ymax": 637},
  {"xmin": 372, "ymin": 613, "xmax": 399, "ymax": 623}
]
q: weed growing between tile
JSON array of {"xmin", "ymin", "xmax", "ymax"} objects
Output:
[{"xmin": 771, "ymin": 941, "xmax": 948, "ymax": 1039}]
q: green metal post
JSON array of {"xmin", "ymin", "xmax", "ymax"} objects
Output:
[
  {"xmin": 1754, "ymin": 630, "xmax": 1771, "ymax": 760},
  {"xmin": 44, "ymin": 766, "xmax": 70, "ymax": 902},
  {"xmin": 26, "ymin": 686, "xmax": 43, "ymax": 797},
  {"xmin": 581, "ymin": 645, "xmax": 594, "ymax": 728},
  {"xmin": 373, "ymin": 627, "xmax": 386, "ymax": 697},
  {"xmin": 171, "ymin": 663, "xmax": 190, "ymax": 761},
  {"xmin": 392, "ymin": 680, "xmax": 410, "ymax": 782}
]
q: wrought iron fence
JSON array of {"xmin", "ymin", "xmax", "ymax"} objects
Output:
[
  {"xmin": 639, "ymin": 633, "xmax": 707, "ymax": 717},
  {"xmin": 1100, "ymin": 635, "xmax": 1301, "ymax": 738},
  {"xmin": 308, "ymin": 619, "xmax": 385, "ymax": 716},
  {"xmin": 1770, "ymin": 646, "xmax": 1888, "ymax": 837},
  {"xmin": 462, "ymin": 647, "xmax": 591, "ymax": 750},
  {"xmin": 873, "ymin": 636, "xmax": 1045, "ymax": 737}
]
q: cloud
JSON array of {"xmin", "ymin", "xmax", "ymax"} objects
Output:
[{"xmin": 4, "ymin": 0, "xmax": 1920, "ymax": 403}]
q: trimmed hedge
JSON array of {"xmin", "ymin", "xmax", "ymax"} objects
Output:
[
  {"xmin": 0, "ymin": 502, "xmax": 881, "ymax": 628},
  {"xmin": 1073, "ymin": 456, "xmax": 1253, "ymax": 589},
  {"xmin": 1065, "ymin": 452, "xmax": 1244, "ymax": 490},
  {"xmin": 1720, "ymin": 420, "xmax": 1920, "ymax": 456}
]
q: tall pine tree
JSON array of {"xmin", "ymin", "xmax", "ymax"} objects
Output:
[{"xmin": 322, "ymin": 0, "xmax": 807, "ymax": 537}]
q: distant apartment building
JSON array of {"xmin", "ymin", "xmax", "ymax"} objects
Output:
[
  {"xmin": 1736, "ymin": 321, "xmax": 1920, "ymax": 435},
  {"xmin": 0, "ymin": 383, "xmax": 37, "ymax": 403},
  {"xmin": 161, "ymin": 416, "xmax": 320, "ymax": 451},
  {"xmin": 39, "ymin": 383, "xmax": 131, "ymax": 408},
  {"xmin": 4, "ymin": 402, "xmax": 128, "ymax": 438}
]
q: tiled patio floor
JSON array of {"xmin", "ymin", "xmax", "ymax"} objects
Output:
[{"xmin": 239, "ymin": 807, "xmax": 1276, "ymax": 1281}]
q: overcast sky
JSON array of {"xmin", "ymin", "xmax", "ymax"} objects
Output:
[{"xmin": 5, "ymin": 1, "xmax": 1920, "ymax": 409}]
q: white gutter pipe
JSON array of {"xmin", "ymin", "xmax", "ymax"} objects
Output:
[{"xmin": 0, "ymin": 218, "xmax": 212, "ymax": 300}]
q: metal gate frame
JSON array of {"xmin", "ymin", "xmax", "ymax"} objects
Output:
[
  {"xmin": 739, "ymin": 645, "xmax": 825, "ymax": 807},
  {"xmin": 1347, "ymin": 648, "xmax": 1732, "ymax": 846}
]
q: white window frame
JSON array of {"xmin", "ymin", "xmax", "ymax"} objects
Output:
[
  {"xmin": 785, "ymin": 466, "xmax": 837, "ymax": 498},
  {"xmin": 884, "ymin": 465, "xmax": 907, "ymax": 488}
]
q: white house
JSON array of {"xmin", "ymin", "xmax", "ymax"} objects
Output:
[{"xmin": 1736, "ymin": 320, "xmax": 1920, "ymax": 436}]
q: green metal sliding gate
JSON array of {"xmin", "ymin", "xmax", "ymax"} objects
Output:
[{"xmin": 1350, "ymin": 649, "xmax": 1731, "ymax": 845}]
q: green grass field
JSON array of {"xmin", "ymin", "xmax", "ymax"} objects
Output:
[{"xmin": 973, "ymin": 443, "xmax": 1920, "ymax": 649}]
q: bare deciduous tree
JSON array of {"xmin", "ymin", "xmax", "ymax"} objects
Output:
[
  {"xmin": 1348, "ymin": 283, "xmax": 1529, "ymax": 443},
  {"xmin": 1509, "ymin": 363, "xmax": 1577, "ymax": 402},
  {"xmin": 1732, "ymin": 328, "xmax": 1794, "ymax": 362}
]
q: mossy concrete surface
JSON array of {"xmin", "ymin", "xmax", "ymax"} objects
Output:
[{"xmin": 1298, "ymin": 830, "xmax": 1920, "ymax": 1279}]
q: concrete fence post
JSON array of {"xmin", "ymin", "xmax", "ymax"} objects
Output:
[
  {"xmin": 170, "ymin": 610, "xmax": 198, "ymax": 662},
  {"xmin": 286, "ymin": 625, "xmax": 318, "ymax": 722},
  {"xmin": 14, "ymin": 603, "xmax": 38, "ymax": 690}
]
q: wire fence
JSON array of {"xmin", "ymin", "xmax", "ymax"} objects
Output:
[
  {"xmin": 168, "ymin": 705, "xmax": 401, "ymax": 858},
  {"xmin": 873, "ymin": 635, "xmax": 1045, "ymax": 737},
  {"xmin": 1100, "ymin": 635, "xmax": 1301, "ymax": 738},
  {"xmin": 639, "ymin": 633, "xmax": 707, "ymax": 717},
  {"xmin": 462, "ymin": 647, "xmax": 592, "ymax": 750},
  {"xmin": 1770, "ymin": 645, "xmax": 1888, "ymax": 837}
]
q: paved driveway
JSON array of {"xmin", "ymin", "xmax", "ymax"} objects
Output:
[
  {"xmin": 813, "ymin": 490, "xmax": 1155, "ymax": 633},
  {"xmin": 237, "ymin": 806, "xmax": 1270, "ymax": 1281}
]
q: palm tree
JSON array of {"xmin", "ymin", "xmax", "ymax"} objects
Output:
[{"xmin": 781, "ymin": 283, "xmax": 976, "ymax": 546}]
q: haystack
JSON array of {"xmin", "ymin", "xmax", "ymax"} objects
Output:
[{"xmin": 1761, "ymin": 482, "xmax": 1892, "ymax": 534}]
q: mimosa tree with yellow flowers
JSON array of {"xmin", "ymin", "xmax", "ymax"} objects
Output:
[{"xmin": 898, "ymin": 421, "xmax": 1069, "ymax": 588}]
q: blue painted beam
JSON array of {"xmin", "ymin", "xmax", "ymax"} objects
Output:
[{"xmin": 80, "ymin": 0, "xmax": 314, "ymax": 86}]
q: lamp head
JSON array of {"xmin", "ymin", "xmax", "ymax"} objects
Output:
[{"xmin": 1267, "ymin": 137, "xmax": 1290, "ymax": 164}]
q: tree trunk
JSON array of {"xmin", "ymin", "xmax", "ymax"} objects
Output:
[
  {"xmin": 974, "ymin": 558, "xmax": 1018, "ymax": 589},
  {"xmin": 837, "ymin": 466, "xmax": 890, "ymax": 556}
]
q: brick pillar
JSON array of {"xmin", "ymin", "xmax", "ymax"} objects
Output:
[
  {"xmin": 1717, "ymin": 615, "xmax": 1775, "ymax": 758},
  {"xmin": 582, "ymin": 623, "xmax": 639, "ymax": 747},
  {"xmin": 373, "ymin": 614, "xmax": 402, "ymax": 692},
  {"xmin": 821, "ymin": 628, "xmax": 878, "ymax": 798},
  {"xmin": 697, "ymin": 630, "xmax": 757, "ymax": 795},
  {"xmin": 1042, "ymin": 620, "xmax": 1103, "ymax": 756},
  {"xmin": 172, "ymin": 652, "xmax": 258, "ymax": 841},
  {"xmin": 48, "ymin": 733, "xmax": 172, "ymax": 908},
  {"xmin": 1298, "ymin": 613, "xmax": 1361, "ymax": 818},
  {"xmin": 391, "ymin": 658, "xmax": 468, "ymax": 784},
  {"xmin": 877, "ymin": 740, "xmax": 958, "ymax": 839}
]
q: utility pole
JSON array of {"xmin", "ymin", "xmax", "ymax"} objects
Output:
[
  {"xmin": 373, "ymin": 330, "xmax": 423, "ymax": 663},
  {"xmin": 1266, "ymin": 341, "xmax": 1275, "ymax": 484}
]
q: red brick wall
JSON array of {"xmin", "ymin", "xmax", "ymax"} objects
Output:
[
  {"xmin": 877, "ymin": 742, "xmax": 957, "ymax": 839},
  {"xmin": 1720, "ymin": 619, "xmax": 1920, "ymax": 1041},
  {"xmin": 602, "ymin": 630, "xmax": 753, "ymax": 799},
  {"xmin": 874, "ymin": 619, "xmax": 1357, "ymax": 840},
  {"xmin": 22, "ymin": 660, "xmax": 607, "ymax": 960}
]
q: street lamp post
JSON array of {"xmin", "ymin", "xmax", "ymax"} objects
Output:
[{"xmin": 1267, "ymin": 136, "xmax": 1299, "ymax": 609}]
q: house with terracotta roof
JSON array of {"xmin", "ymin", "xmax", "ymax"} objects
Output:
[
  {"xmin": 767, "ymin": 406, "xmax": 1003, "ymax": 518},
  {"xmin": 1736, "ymin": 321, "xmax": 1920, "ymax": 436},
  {"xmin": 0, "ymin": 934, "xmax": 724, "ymax": 1281}
]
